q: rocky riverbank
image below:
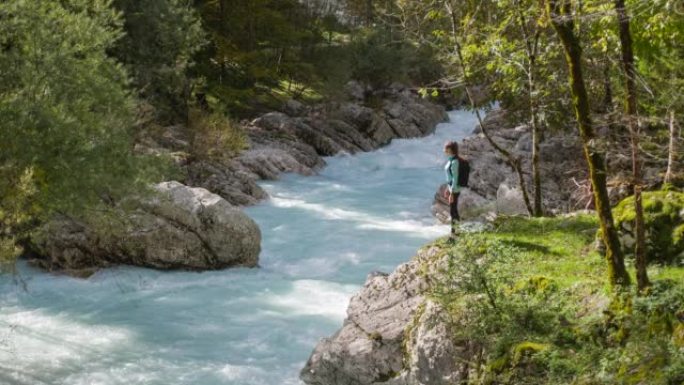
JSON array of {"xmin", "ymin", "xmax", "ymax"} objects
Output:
[
  {"xmin": 183, "ymin": 82, "xmax": 448, "ymax": 206},
  {"xmin": 300, "ymin": 244, "xmax": 471, "ymax": 385},
  {"xmin": 26, "ymin": 82, "xmax": 449, "ymax": 275}
]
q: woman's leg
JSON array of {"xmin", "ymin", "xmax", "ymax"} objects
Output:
[{"xmin": 450, "ymin": 192, "xmax": 460, "ymax": 234}]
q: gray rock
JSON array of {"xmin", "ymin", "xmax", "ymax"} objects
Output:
[
  {"xmin": 432, "ymin": 184, "xmax": 495, "ymax": 223},
  {"xmin": 346, "ymin": 81, "xmax": 367, "ymax": 101},
  {"xmin": 31, "ymin": 182, "xmax": 261, "ymax": 273},
  {"xmin": 301, "ymin": 247, "xmax": 475, "ymax": 385},
  {"xmin": 187, "ymin": 161, "xmax": 268, "ymax": 206},
  {"xmin": 284, "ymin": 99, "xmax": 309, "ymax": 116},
  {"xmin": 515, "ymin": 132, "xmax": 532, "ymax": 152},
  {"xmin": 496, "ymin": 182, "xmax": 530, "ymax": 216},
  {"xmin": 366, "ymin": 115, "xmax": 395, "ymax": 146},
  {"xmin": 402, "ymin": 301, "xmax": 470, "ymax": 385},
  {"xmin": 336, "ymin": 103, "xmax": 375, "ymax": 133},
  {"xmin": 301, "ymin": 248, "xmax": 438, "ymax": 385},
  {"xmin": 179, "ymin": 86, "xmax": 447, "ymax": 207}
]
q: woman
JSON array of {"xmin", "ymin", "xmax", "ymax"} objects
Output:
[{"xmin": 443, "ymin": 141, "xmax": 461, "ymax": 235}]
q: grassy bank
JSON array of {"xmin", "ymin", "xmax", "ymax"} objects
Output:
[{"xmin": 428, "ymin": 214, "xmax": 684, "ymax": 384}]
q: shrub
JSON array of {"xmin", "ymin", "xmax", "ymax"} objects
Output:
[
  {"xmin": 188, "ymin": 110, "xmax": 248, "ymax": 163},
  {"xmin": 613, "ymin": 190, "xmax": 684, "ymax": 265}
]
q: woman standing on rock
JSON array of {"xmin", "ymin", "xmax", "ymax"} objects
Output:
[{"xmin": 443, "ymin": 141, "xmax": 462, "ymax": 235}]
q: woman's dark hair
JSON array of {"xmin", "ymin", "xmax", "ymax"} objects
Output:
[{"xmin": 444, "ymin": 141, "xmax": 459, "ymax": 157}]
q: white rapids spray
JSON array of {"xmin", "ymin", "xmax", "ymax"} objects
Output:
[{"xmin": 0, "ymin": 110, "xmax": 477, "ymax": 385}]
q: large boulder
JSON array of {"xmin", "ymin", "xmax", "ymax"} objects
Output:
[
  {"xmin": 432, "ymin": 184, "xmax": 495, "ymax": 223},
  {"xmin": 30, "ymin": 182, "xmax": 261, "ymax": 274},
  {"xmin": 496, "ymin": 181, "xmax": 530, "ymax": 216},
  {"xmin": 611, "ymin": 190, "xmax": 684, "ymax": 264},
  {"xmin": 301, "ymin": 246, "xmax": 472, "ymax": 385}
]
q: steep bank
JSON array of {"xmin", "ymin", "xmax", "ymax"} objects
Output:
[{"xmin": 301, "ymin": 213, "xmax": 684, "ymax": 385}]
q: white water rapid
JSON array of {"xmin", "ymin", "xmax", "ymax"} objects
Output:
[{"xmin": 0, "ymin": 110, "xmax": 477, "ymax": 385}]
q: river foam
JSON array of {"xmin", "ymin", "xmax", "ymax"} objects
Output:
[{"xmin": 0, "ymin": 110, "xmax": 477, "ymax": 385}]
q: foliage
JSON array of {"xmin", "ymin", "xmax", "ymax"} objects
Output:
[
  {"xmin": 187, "ymin": 109, "xmax": 248, "ymax": 163},
  {"xmin": 192, "ymin": 1, "xmax": 443, "ymax": 115},
  {"xmin": 111, "ymin": 0, "xmax": 206, "ymax": 123},
  {"xmin": 0, "ymin": 0, "xmax": 166, "ymax": 263},
  {"xmin": 613, "ymin": 190, "xmax": 684, "ymax": 265},
  {"xmin": 431, "ymin": 215, "xmax": 684, "ymax": 384},
  {"xmin": 349, "ymin": 29, "xmax": 408, "ymax": 90},
  {"xmin": 194, "ymin": 0, "xmax": 328, "ymax": 115}
]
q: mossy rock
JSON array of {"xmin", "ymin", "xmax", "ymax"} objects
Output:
[
  {"xmin": 511, "ymin": 341, "xmax": 549, "ymax": 366},
  {"xmin": 611, "ymin": 190, "xmax": 684, "ymax": 265},
  {"xmin": 512, "ymin": 275, "xmax": 557, "ymax": 295},
  {"xmin": 672, "ymin": 323, "xmax": 684, "ymax": 348}
]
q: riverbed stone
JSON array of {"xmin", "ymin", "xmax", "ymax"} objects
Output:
[
  {"xmin": 496, "ymin": 181, "xmax": 529, "ymax": 216},
  {"xmin": 30, "ymin": 181, "xmax": 261, "ymax": 273},
  {"xmin": 300, "ymin": 248, "xmax": 434, "ymax": 385},
  {"xmin": 301, "ymin": 247, "xmax": 474, "ymax": 385}
]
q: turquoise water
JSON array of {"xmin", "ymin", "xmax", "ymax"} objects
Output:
[{"xmin": 0, "ymin": 110, "xmax": 477, "ymax": 385}]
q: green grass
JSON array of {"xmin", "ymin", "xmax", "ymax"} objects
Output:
[
  {"xmin": 434, "ymin": 214, "xmax": 606, "ymax": 291},
  {"xmin": 427, "ymin": 214, "xmax": 684, "ymax": 385}
]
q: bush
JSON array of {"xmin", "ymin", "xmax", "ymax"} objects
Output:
[
  {"xmin": 431, "ymin": 215, "xmax": 684, "ymax": 385},
  {"xmin": 613, "ymin": 190, "xmax": 684, "ymax": 265},
  {"xmin": 187, "ymin": 110, "xmax": 247, "ymax": 163}
]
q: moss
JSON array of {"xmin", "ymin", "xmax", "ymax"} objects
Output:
[
  {"xmin": 486, "ymin": 355, "xmax": 510, "ymax": 374},
  {"xmin": 511, "ymin": 341, "xmax": 550, "ymax": 366},
  {"xmin": 672, "ymin": 323, "xmax": 684, "ymax": 347},
  {"xmin": 613, "ymin": 190, "xmax": 684, "ymax": 265},
  {"xmin": 401, "ymin": 302, "xmax": 426, "ymax": 368},
  {"xmin": 512, "ymin": 275, "xmax": 557, "ymax": 295},
  {"xmin": 429, "ymin": 214, "xmax": 684, "ymax": 384},
  {"xmin": 617, "ymin": 353, "xmax": 667, "ymax": 385}
]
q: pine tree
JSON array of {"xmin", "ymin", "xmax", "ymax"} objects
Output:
[{"xmin": 0, "ymin": 0, "xmax": 164, "ymax": 263}]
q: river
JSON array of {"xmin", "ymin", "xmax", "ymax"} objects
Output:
[{"xmin": 0, "ymin": 110, "xmax": 477, "ymax": 385}]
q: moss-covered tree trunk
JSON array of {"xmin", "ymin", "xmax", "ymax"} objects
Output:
[
  {"xmin": 530, "ymin": 75, "xmax": 543, "ymax": 218},
  {"xmin": 544, "ymin": 0, "xmax": 630, "ymax": 287},
  {"xmin": 614, "ymin": 0, "xmax": 649, "ymax": 291},
  {"xmin": 664, "ymin": 110, "xmax": 678, "ymax": 184}
]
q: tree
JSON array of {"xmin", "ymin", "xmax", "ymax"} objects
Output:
[
  {"xmin": 543, "ymin": 0, "xmax": 630, "ymax": 287},
  {"xmin": 345, "ymin": 0, "xmax": 375, "ymax": 26},
  {"xmin": 613, "ymin": 0, "xmax": 649, "ymax": 291},
  {"xmin": 111, "ymin": 0, "xmax": 205, "ymax": 123},
  {"xmin": 478, "ymin": 0, "xmax": 569, "ymax": 217},
  {"xmin": 443, "ymin": 0, "xmax": 536, "ymax": 217},
  {"xmin": 194, "ymin": 0, "xmax": 326, "ymax": 114},
  {"xmin": 0, "ymin": 0, "xmax": 163, "ymax": 263}
]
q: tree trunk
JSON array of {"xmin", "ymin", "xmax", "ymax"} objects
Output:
[
  {"xmin": 444, "ymin": 1, "xmax": 534, "ymax": 216},
  {"xmin": 665, "ymin": 110, "xmax": 678, "ymax": 184},
  {"xmin": 602, "ymin": 59, "xmax": 613, "ymax": 112},
  {"xmin": 446, "ymin": 1, "xmax": 534, "ymax": 216},
  {"xmin": 614, "ymin": 0, "xmax": 649, "ymax": 291},
  {"xmin": 366, "ymin": 0, "xmax": 374, "ymax": 26},
  {"xmin": 545, "ymin": 0, "xmax": 630, "ymax": 287},
  {"xmin": 515, "ymin": 2, "xmax": 544, "ymax": 217}
]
